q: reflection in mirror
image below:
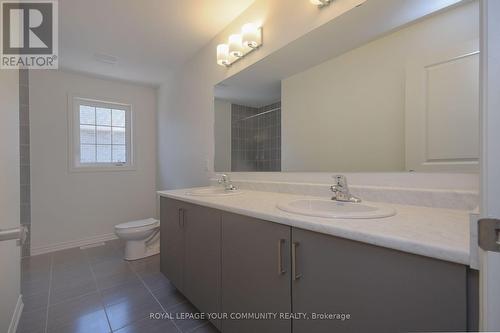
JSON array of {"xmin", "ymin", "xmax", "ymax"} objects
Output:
[
  {"xmin": 215, "ymin": 100, "xmax": 281, "ymax": 172},
  {"xmin": 214, "ymin": 1, "xmax": 479, "ymax": 173}
]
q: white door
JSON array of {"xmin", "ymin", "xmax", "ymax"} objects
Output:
[
  {"xmin": 405, "ymin": 42, "xmax": 480, "ymax": 172},
  {"xmin": 0, "ymin": 70, "xmax": 22, "ymax": 331},
  {"xmin": 479, "ymin": 0, "xmax": 500, "ymax": 331}
]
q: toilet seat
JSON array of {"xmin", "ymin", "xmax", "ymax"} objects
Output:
[{"xmin": 115, "ymin": 218, "xmax": 159, "ymax": 230}]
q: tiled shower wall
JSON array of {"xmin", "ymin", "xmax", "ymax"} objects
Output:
[
  {"xmin": 231, "ymin": 101, "xmax": 281, "ymax": 172},
  {"xmin": 19, "ymin": 69, "xmax": 31, "ymax": 256}
]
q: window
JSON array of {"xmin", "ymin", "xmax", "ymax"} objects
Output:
[{"xmin": 71, "ymin": 97, "xmax": 133, "ymax": 170}]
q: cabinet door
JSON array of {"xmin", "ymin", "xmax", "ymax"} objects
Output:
[
  {"xmin": 160, "ymin": 198, "xmax": 185, "ymax": 292},
  {"xmin": 292, "ymin": 228, "xmax": 467, "ymax": 333},
  {"xmin": 221, "ymin": 213, "xmax": 291, "ymax": 333},
  {"xmin": 183, "ymin": 203, "xmax": 221, "ymax": 328}
]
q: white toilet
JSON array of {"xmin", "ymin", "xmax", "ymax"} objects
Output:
[{"xmin": 114, "ymin": 218, "xmax": 160, "ymax": 260}]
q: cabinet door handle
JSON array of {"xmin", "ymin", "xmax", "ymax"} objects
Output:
[
  {"xmin": 278, "ymin": 239, "xmax": 286, "ymax": 275},
  {"xmin": 292, "ymin": 242, "xmax": 302, "ymax": 280}
]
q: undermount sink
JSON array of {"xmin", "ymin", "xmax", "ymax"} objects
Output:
[
  {"xmin": 187, "ymin": 187, "xmax": 244, "ymax": 197},
  {"xmin": 277, "ymin": 199, "xmax": 396, "ymax": 219}
]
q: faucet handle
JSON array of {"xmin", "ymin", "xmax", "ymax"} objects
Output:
[
  {"xmin": 330, "ymin": 185, "xmax": 340, "ymax": 192},
  {"xmin": 216, "ymin": 174, "xmax": 237, "ymax": 191},
  {"xmin": 216, "ymin": 173, "xmax": 228, "ymax": 183},
  {"xmin": 330, "ymin": 175, "xmax": 361, "ymax": 203},
  {"xmin": 333, "ymin": 175, "xmax": 347, "ymax": 187}
]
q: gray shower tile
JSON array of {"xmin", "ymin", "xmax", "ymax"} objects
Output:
[
  {"xmin": 21, "ymin": 203, "xmax": 31, "ymax": 224},
  {"xmin": 231, "ymin": 102, "xmax": 281, "ymax": 172},
  {"xmin": 20, "ymin": 165, "xmax": 30, "ymax": 185},
  {"xmin": 19, "ymin": 69, "xmax": 29, "ymax": 86},
  {"xmin": 20, "ymin": 184, "xmax": 30, "ymax": 204},
  {"xmin": 19, "ymin": 85, "xmax": 29, "ymax": 106},
  {"xmin": 20, "ymin": 144, "xmax": 30, "ymax": 166},
  {"xmin": 19, "ymin": 125, "xmax": 30, "ymax": 144},
  {"xmin": 19, "ymin": 104, "xmax": 30, "ymax": 125}
]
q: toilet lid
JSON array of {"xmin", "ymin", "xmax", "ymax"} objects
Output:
[{"xmin": 115, "ymin": 218, "xmax": 159, "ymax": 229}]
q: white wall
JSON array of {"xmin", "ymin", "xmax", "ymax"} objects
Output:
[
  {"xmin": 30, "ymin": 70, "xmax": 157, "ymax": 253},
  {"xmin": 214, "ymin": 99, "xmax": 232, "ymax": 172},
  {"xmin": 0, "ymin": 70, "xmax": 21, "ymax": 333},
  {"xmin": 282, "ymin": 2, "xmax": 478, "ymax": 172},
  {"xmin": 157, "ymin": 0, "xmax": 471, "ymax": 190}
]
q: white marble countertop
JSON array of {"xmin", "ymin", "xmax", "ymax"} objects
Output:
[{"xmin": 157, "ymin": 187, "xmax": 471, "ymax": 266}]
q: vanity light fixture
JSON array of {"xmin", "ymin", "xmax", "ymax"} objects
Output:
[
  {"xmin": 311, "ymin": 0, "xmax": 367, "ymax": 9},
  {"xmin": 242, "ymin": 23, "xmax": 260, "ymax": 48},
  {"xmin": 216, "ymin": 23, "xmax": 263, "ymax": 67},
  {"xmin": 228, "ymin": 34, "xmax": 243, "ymax": 58},
  {"xmin": 310, "ymin": 0, "xmax": 332, "ymax": 8},
  {"xmin": 217, "ymin": 44, "xmax": 229, "ymax": 66}
]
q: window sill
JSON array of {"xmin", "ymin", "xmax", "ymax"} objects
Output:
[{"xmin": 69, "ymin": 164, "xmax": 136, "ymax": 173}]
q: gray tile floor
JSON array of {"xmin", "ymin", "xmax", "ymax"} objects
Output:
[{"xmin": 19, "ymin": 239, "xmax": 219, "ymax": 333}]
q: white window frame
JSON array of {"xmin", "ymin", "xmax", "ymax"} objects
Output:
[{"xmin": 69, "ymin": 95, "xmax": 135, "ymax": 172}]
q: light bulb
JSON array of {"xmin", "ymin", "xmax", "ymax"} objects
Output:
[
  {"xmin": 242, "ymin": 23, "xmax": 259, "ymax": 48},
  {"xmin": 228, "ymin": 34, "xmax": 243, "ymax": 58},
  {"xmin": 217, "ymin": 44, "xmax": 229, "ymax": 66},
  {"xmin": 310, "ymin": 0, "xmax": 330, "ymax": 6}
]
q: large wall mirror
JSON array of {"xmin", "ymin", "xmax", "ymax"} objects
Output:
[{"xmin": 214, "ymin": 0, "xmax": 479, "ymax": 173}]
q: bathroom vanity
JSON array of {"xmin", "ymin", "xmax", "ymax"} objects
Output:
[
  {"xmin": 158, "ymin": 188, "xmax": 477, "ymax": 333},
  {"xmin": 159, "ymin": 2, "xmax": 481, "ymax": 332}
]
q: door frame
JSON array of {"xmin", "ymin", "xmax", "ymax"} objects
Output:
[{"xmin": 479, "ymin": 0, "xmax": 500, "ymax": 330}]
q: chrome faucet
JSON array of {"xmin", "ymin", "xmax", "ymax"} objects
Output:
[
  {"xmin": 330, "ymin": 175, "xmax": 361, "ymax": 203},
  {"xmin": 217, "ymin": 174, "xmax": 237, "ymax": 191}
]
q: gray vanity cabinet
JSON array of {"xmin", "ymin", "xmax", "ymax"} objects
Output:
[
  {"xmin": 183, "ymin": 201, "xmax": 221, "ymax": 324},
  {"xmin": 160, "ymin": 198, "xmax": 221, "ymax": 329},
  {"xmin": 160, "ymin": 198, "xmax": 473, "ymax": 333},
  {"xmin": 160, "ymin": 198, "xmax": 186, "ymax": 291},
  {"xmin": 291, "ymin": 227, "xmax": 467, "ymax": 333},
  {"xmin": 221, "ymin": 212, "xmax": 292, "ymax": 333}
]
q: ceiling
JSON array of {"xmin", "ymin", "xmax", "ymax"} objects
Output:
[{"xmin": 59, "ymin": 0, "xmax": 255, "ymax": 86}]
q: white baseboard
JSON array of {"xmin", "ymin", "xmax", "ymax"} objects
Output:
[
  {"xmin": 8, "ymin": 295, "xmax": 23, "ymax": 333},
  {"xmin": 30, "ymin": 233, "xmax": 118, "ymax": 256}
]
